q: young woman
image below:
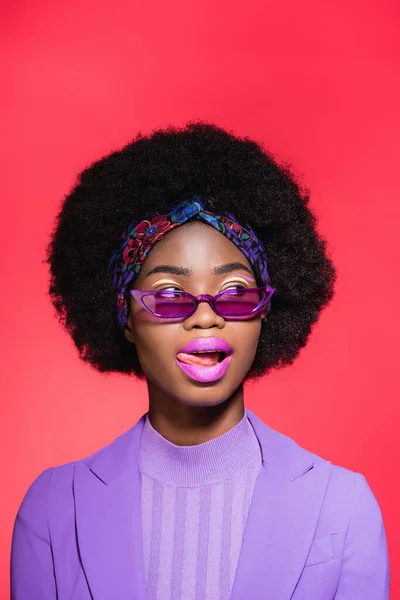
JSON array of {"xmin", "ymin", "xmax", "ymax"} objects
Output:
[{"xmin": 11, "ymin": 123, "xmax": 390, "ymax": 599}]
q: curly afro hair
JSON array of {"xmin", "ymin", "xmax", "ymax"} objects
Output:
[{"xmin": 46, "ymin": 121, "xmax": 336, "ymax": 380}]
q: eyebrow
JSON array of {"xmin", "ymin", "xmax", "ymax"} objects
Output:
[{"xmin": 144, "ymin": 262, "xmax": 253, "ymax": 278}]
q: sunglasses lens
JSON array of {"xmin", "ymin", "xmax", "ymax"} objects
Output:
[
  {"xmin": 216, "ymin": 289, "xmax": 265, "ymax": 316},
  {"xmin": 140, "ymin": 288, "xmax": 269, "ymax": 318},
  {"xmin": 143, "ymin": 291, "xmax": 195, "ymax": 317}
]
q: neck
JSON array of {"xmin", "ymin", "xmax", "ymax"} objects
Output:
[{"xmin": 146, "ymin": 381, "xmax": 245, "ymax": 446}]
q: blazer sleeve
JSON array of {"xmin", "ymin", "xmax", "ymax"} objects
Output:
[
  {"xmin": 10, "ymin": 467, "xmax": 57, "ymax": 600},
  {"xmin": 334, "ymin": 472, "xmax": 390, "ymax": 599}
]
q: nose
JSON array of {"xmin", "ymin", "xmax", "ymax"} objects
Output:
[{"xmin": 183, "ymin": 297, "xmax": 225, "ymax": 330}]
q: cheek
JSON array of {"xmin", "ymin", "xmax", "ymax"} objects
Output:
[
  {"xmin": 132, "ymin": 320, "xmax": 177, "ymax": 370},
  {"xmin": 234, "ymin": 321, "xmax": 262, "ymax": 364},
  {"xmin": 233, "ymin": 319, "xmax": 262, "ymax": 347}
]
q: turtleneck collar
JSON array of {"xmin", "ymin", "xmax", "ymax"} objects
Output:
[{"xmin": 137, "ymin": 408, "xmax": 261, "ymax": 487}]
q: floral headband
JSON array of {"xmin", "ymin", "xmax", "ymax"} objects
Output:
[{"xmin": 108, "ymin": 195, "xmax": 272, "ymax": 328}]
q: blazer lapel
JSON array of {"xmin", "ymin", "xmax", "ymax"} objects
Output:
[
  {"xmin": 229, "ymin": 409, "xmax": 332, "ymax": 600},
  {"xmin": 73, "ymin": 415, "xmax": 147, "ymax": 600}
]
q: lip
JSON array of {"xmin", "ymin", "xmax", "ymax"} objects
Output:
[
  {"xmin": 177, "ymin": 337, "xmax": 233, "ymax": 355},
  {"xmin": 176, "ymin": 337, "xmax": 233, "ymax": 384},
  {"xmin": 176, "ymin": 354, "xmax": 233, "ymax": 383}
]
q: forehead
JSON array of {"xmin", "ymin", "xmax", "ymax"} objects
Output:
[{"xmin": 143, "ymin": 221, "xmax": 252, "ymax": 271}]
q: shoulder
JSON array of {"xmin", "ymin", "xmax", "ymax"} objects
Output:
[
  {"xmin": 291, "ymin": 430, "xmax": 386, "ymax": 543},
  {"xmin": 290, "ymin": 429, "xmax": 384, "ymax": 522},
  {"xmin": 260, "ymin": 418, "xmax": 389, "ymax": 565},
  {"xmin": 273, "ymin": 427, "xmax": 390, "ymax": 594},
  {"xmin": 279, "ymin": 423, "xmax": 382, "ymax": 509},
  {"xmin": 16, "ymin": 423, "xmax": 136, "ymax": 514},
  {"xmin": 250, "ymin": 410, "xmax": 384, "ymax": 524},
  {"xmin": 248, "ymin": 408, "xmax": 358, "ymax": 488}
]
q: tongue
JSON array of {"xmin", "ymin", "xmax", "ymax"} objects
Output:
[{"xmin": 177, "ymin": 352, "xmax": 221, "ymax": 367}]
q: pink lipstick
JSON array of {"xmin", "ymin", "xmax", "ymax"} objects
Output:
[{"xmin": 176, "ymin": 337, "xmax": 233, "ymax": 383}]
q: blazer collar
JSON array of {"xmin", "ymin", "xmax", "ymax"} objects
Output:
[
  {"xmin": 74, "ymin": 408, "xmax": 331, "ymax": 600},
  {"xmin": 86, "ymin": 408, "xmax": 315, "ymax": 484}
]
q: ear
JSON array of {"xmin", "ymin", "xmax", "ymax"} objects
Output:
[
  {"xmin": 260, "ymin": 305, "xmax": 268, "ymax": 319},
  {"xmin": 124, "ymin": 314, "xmax": 135, "ymax": 344}
]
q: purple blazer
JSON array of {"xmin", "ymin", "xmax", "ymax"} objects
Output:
[{"xmin": 10, "ymin": 408, "xmax": 390, "ymax": 599}]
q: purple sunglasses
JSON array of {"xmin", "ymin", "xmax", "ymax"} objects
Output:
[{"xmin": 130, "ymin": 286, "xmax": 275, "ymax": 319}]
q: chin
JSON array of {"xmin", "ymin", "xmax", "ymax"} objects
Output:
[{"xmin": 171, "ymin": 381, "xmax": 242, "ymax": 409}]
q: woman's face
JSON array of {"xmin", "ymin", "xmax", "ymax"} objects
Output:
[{"xmin": 125, "ymin": 221, "xmax": 266, "ymax": 408}]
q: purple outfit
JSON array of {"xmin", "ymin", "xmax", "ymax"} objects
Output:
[
  {"xmin": 138, "ymin": 411, "xmax": 262, "ymax": 599},
  {"xmin": 11, "ymin": 408, "xmax": 390, "ymax": 599}
]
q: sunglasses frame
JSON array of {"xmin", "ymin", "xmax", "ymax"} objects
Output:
[{"xmin": 129, "ymin": 286, "xmax": 276, "ymax": 319}]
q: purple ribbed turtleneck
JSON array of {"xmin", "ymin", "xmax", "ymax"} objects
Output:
[{"xmin": 137, "ymin": 409, "xmax": 263, "ymax": 600}]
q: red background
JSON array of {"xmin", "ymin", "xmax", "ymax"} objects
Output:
[{"xmin": 2, "ymin": 0, "xmax": 399, "ymax": 597}]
